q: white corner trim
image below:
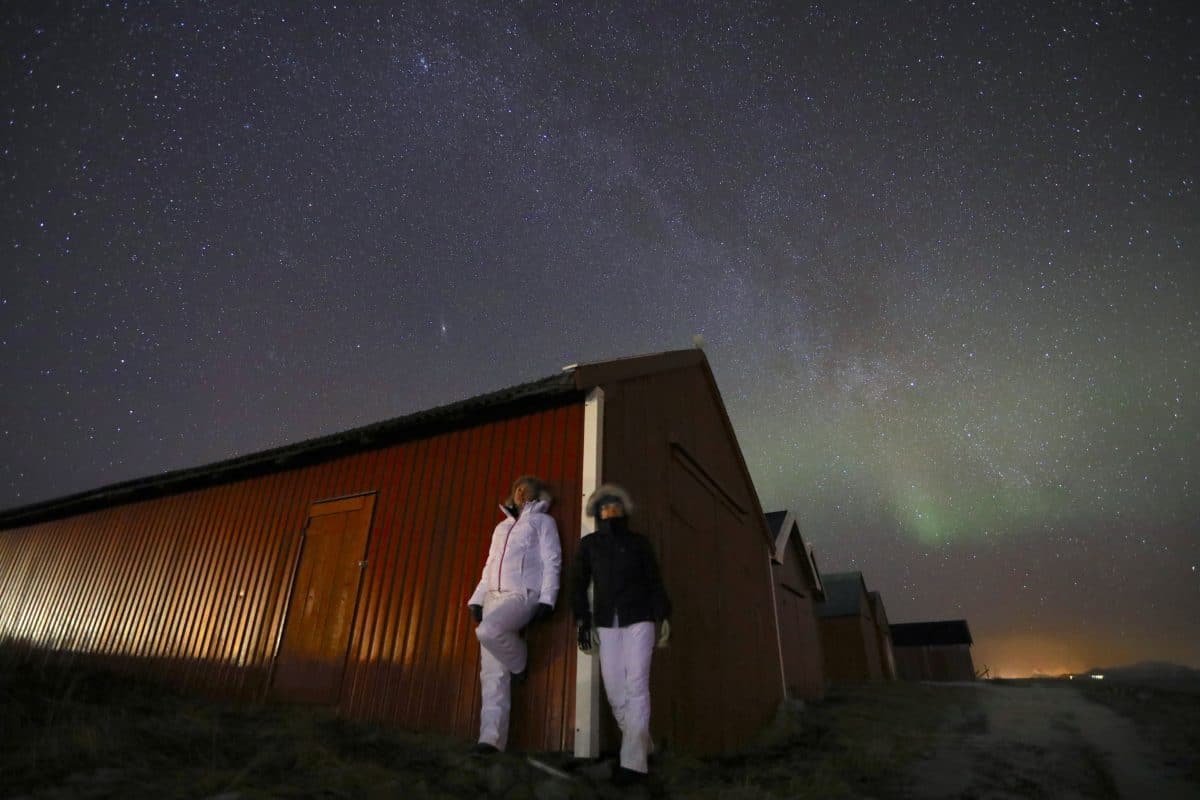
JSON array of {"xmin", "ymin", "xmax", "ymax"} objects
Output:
[{"xmin": 574, "ymin": 387, "xmax": 604, "ymax": 758}]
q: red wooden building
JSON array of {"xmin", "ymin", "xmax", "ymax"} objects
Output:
[
  {"xmin": 0, "ymin": 349, "xmax": 782, "ymax": 756},
  {"xmin": 815, "ymin": 571, "xmax": 889, "ymax": 682},
  {"xmin": 765, "ymin": 510, "xmax": 826, "ymax": 700},
  {"xmin": 890, "ymin": 620, "xmax": 976, "ymax": 682}
]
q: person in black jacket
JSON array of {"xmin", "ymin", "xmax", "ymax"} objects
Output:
[{"xmin": 573, "ymin": 483, "xmax": 671, "ymax": 784}]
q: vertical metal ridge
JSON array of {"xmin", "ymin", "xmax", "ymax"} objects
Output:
[
  {"xmin": 448, "ymin": 421, "xmax": 491, "ymax": 736},
  {"xmin": 0, "ymin": 529, "xmax": 29, "ymax": 640},
  {"xmin": 147, "ymin": 493, "xmax": 193, "ymax": 677},
  {"xmin": 223, "ymin": 478, "xmax": 266, "ymax": 678},
  {"xmin": 19, "ymin": 522, "xmax": 60, "ymax": 647},
  {"xmin": 236, "ymin": 470, "xmax": 291, "ymax": 694},
  {"xmin": 56, "ymin": 511, "xmax": 106, "ymax": 653},
  {"xmin": 339, "ymin": 448, "xmax": 383, "ymax": 712},
  {"xmin": 204, "ymin": 480, "xmax": 254, "ymax": 689},
  {"xmin": 343, "ymin": 447, "xmax": 397, "ymax": 717},
  {"xmin": 411, "ymin": 430, "xmax": 451, "ymax": 730},
  {"xmin": 331, "ymin": 449, "xmax": 377, "ymax": 709},
  {"xmin": 379, "ymin": 433, "xmax": 429, "ymax": 720},
  {"xmin": 117, "ymin": 495, "xmax": 166, "ymax": 660},
  {"xmin": 400, "ymin": 429, "xmax": 448, "ymax": 726},
  {"xmin": 87, "ymin": 506, "xmax": 130, "ymax": 657},
  {"xmin": 178, "ymin": 485, "xmax": 227, "ymax": 687}
]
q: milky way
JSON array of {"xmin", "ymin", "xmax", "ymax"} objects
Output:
[{"xmin": 2, "ymin": 1, "xmax": 1197, "ymax": 675}]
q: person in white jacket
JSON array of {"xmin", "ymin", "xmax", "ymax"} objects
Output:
[{"xmin": 467, "ymin": 475, "xmax": 562, "ymax": 754}]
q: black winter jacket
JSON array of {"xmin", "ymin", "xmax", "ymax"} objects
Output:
[{"xmin": 572, "ymin": 517, "xmax": 671, "ymax": 628}]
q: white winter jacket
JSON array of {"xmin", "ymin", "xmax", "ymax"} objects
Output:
[{"xmin": 468, "ymin": 499, "xmax": 562, "ymax": 607}]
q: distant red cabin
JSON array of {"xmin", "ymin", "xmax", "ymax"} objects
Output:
[
  {"xmin": 816, "ymin": 571, "xmax": 890, "ymax": 682},
  {"xmin": 891, "ymin": 620, "xmax": 976, "ymax": 682},
  {"xmin": 0, "ymin": 350, "xmax": 782, "ymax": 757},
  {"xmin": 765, "ymin": 510, "xmax": 826, "ymax": 700}
]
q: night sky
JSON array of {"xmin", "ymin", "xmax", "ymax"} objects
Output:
[{"xmin": 3, "ymin": 2, "xmax": 1197, "ymax": 677}]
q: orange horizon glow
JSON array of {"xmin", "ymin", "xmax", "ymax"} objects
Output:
[{"xmin": 970, "ymin": 631, "xmax": 1200, "ymax": 679}]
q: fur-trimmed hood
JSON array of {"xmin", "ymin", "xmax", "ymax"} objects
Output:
[
  {"xmin": 585, "ymin": 483, "xmax": 634, "ymax": 518},
  {"xmin": 504, "ymin": 477, "xmax": 553, "ymax": 511}
]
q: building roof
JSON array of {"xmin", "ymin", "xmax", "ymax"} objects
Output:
[
  {"xmin": 815, "ymin": 571, "xmax": 870, "ymax": 618},
  {"xmin": 1, "ymin": 349, "xmax": 716, "ymax": 531},
  {"xmin": 890, "ymin": 620, "xmax": 974, "ymax": 647},
  {"xmin": 764, "ymin": 510, "xmax": 788, "ymax": 540}
]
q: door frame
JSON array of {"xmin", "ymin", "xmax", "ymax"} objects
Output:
[{"xmin": 267, "ymin": 490, "xmax": 377, "ymax": 703}]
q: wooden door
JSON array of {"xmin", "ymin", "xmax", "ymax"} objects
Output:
[{"xmin": 271, "ymin": 493, "xmax": 375, "ymax": 704}]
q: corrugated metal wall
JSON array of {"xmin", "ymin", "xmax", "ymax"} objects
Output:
[{"xmin": 0, "ymin": 402, "xmax": 584, "ymax": 751}]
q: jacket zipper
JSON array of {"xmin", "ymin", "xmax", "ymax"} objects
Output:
[{"xmin": 496, "ymin": 516, "xmax": 519, "ymax": 592}]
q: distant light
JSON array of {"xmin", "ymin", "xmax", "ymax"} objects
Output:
[{"xmin": 1090, "ymin": 674, "xmax": 1104, "ymax": 680}]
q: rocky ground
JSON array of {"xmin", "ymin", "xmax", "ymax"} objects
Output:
[{"xmin": 2, "ymin": 654, "xmax": 1197, "ymax": 799}]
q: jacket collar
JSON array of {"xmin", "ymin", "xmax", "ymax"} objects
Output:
[{"xmin": 500, "ymin": 498, "xmax": 549, "ymax": 519}]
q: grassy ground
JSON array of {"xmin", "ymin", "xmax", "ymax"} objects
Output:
[
  {"xmin": 0, "ymin": 652, "xmax": 977, "ymax": 799},
  {"xmin": 657, "ymin": 683, "xmax": 980, "ymax": 799}
]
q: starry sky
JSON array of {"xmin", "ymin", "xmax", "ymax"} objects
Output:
[{"xmin": 2, "ymin": 1, "xmax": 1197, "ymax": 677}]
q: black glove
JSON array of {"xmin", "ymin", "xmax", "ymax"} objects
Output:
[
  {"xmin": 468, "ymin": 604, "xmax": 483, "ymax": 623},
  {"xmin": 533, "ymin": 603, "xmax": 554, "ymax": 623},
  {"xmin": 577, "ymin": 624, "xmax": 593, "ymax": 653}
]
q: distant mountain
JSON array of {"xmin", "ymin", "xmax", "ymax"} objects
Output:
[{"xmin": 1081, "ymin": 661, "xmax": 1200, "ymax": 684}]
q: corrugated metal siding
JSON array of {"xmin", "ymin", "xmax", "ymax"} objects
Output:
[{"xmin": 0, "ymin": 402, "xmax": 584, "ymax": 751}]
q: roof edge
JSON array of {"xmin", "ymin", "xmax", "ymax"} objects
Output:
[
  {"xmin": 570, "ymin": 348, "xmax": 705, "ymax": 389},
  {"xmin": 890, "ymin": 620, "xmax": 974, "ymax": 646},
  {"xmin": 1, "ymin": 371, "xmax": 581, "ymax": 531}
]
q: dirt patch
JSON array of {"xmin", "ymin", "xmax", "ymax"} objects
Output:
[
  {"xmin": 905, "ymin": 681, "xmax": 1199, "ymax": 800},
  {"xmin": 1076, "ymin": 681, "xmax": 1200, "ymax": 786}
]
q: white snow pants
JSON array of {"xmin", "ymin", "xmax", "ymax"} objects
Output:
[
  {"xmin": 476, "ymin": 588, "xmax": 540, "ymax": 749},
  {"xmin": 597, "ymin": 620, "xmax": 656, "ymax": 773}
]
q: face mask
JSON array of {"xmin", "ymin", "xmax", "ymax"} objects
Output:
[{"xmin": 600, "ymin": 516, "xmax": 628, "ymax": 533}]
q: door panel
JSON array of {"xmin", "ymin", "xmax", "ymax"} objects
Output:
[{"xmin": 271, "ymin": 494, "xmax": 375, "ymax": 704}]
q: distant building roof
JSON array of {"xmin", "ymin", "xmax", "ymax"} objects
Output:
[
  {"xmin": 890, "ymin": 620, "xmax": 974, "ymax": 647},
  {"xmin": 816, "ymin": 571, "xmax": 869, "ymax": 618}
]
